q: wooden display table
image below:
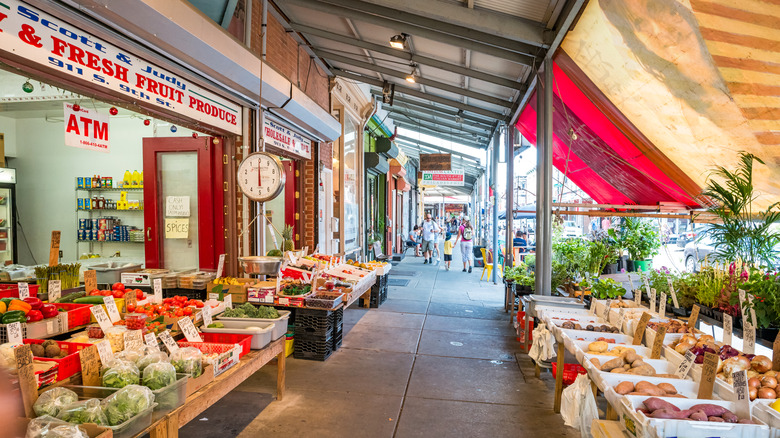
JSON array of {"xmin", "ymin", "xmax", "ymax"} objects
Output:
[
  {"xmin": 146, "ymin": 337, "xmax": 286, "ymax": 438},
  {"xmin": 591, "ymin": 420, "xmax": 630, "ymax": 438}
]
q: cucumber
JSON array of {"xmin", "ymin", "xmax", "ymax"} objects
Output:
[
  {"xmin": 73, "ymin": 296, "xmax": 106, "ymax": 304},
  {"xmin": 56, "ymin": 291, "xmax": 86, "ymax": 303}
]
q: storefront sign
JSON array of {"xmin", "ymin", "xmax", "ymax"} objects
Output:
[
  {"xmin": 165, "ymin": 218, "xmax": 189, "ymax": 239},
  {"xmin": 420, "ymin": 171, "xmax": 464, "ymax": 186},
  {"xmin": 165, "ymin": 196, "xmax": 190, "ymax": 217},
  {"xmin": 420, "ymin": 153, "xmax": 452, "ymax": 171},
  {"xmin": 0, "ymin": 1, "xmax": 241, "ymax": 134},
  {"xmin": 264, "ymin": 118, "xmax": 311, "ymax": 159},
  {"xmin": 64, "ymin": 103, "xmax": 110, "ymax": 152}
]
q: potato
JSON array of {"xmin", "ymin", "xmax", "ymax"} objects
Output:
[
  {"xmin": 589, "ymin": 341, "xmax": 609, "ymax": 353},
  {"xmin": 623, "ymin": 352, "xmax": 640, "ymax": 364},
  {"xmin": 626, "ymin": 364, "xmax": 656, "ymax": 376},
  {"xmin": 658, "ymin": 383, "xmax": 677, "ymax": 395},
  {"xmin": 601, "ymin": 357, "xmax": 625, "ymax": 372},
  {"xmin": 614, "ymin": 381, "xmax": 635, "ymax": 395},
  {"xmin": 611, "ymin": 367, "xmax": 627, "ymax": 374},
  {"xmin": 590, "ymin": 358, "xmax": 601, "ymax": 368},
  {"xmin": 631, "ymin": 360, "xmax": 647, "ymax": 369}
]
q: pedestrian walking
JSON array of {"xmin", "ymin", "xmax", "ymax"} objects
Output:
[
  {"xmin": 454, "ymin": 216, "xmax": 474, "ymax": 272},
  {"xmin": 443, "ymin": 232, "xmax": 454, "ymax": 270},
  {"xmin": 420, "ymin": 213, "xmax": 441, "ymax": 265}
]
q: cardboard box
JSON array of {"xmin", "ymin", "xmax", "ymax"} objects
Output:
[
  {"xmin": 17, "ymin": 418, "xmax": 111, "ymax": 438},
  {"xmin": 206, "ymin": 278, "xmax": 256, "ymax": 303},
  {"xmin": 185, "ymin": 363, "xmax": 214, "ymax": 396}
]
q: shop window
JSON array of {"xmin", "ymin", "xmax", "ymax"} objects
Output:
[{"xmin": 343, "ymin": 117, "xmax": 359, "ymax": 252}]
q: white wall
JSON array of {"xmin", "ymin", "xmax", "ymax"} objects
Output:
[
  {"xmin": 0, "ymin": 115, "xmax": 17, "ymax": 157},
  {"xmin": 10, "ymin": 114, "xmax": 204, "ymax": 265}
]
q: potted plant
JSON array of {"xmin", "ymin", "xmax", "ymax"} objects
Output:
[
  {"xmin": 621, "ymin": 218, "xmax": 660, "ymax": 272},
  {"xmin": 591, "ymin": 277, "xmax": 627, "ymax": 300},
  {"xmin": 741, "ymin": 269, "xmax": 780, "ymax": 341}
]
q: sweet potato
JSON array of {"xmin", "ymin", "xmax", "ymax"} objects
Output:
[
  {"xmin": 615, "ymin": 381, "xmax": 635, "ymax": 395},
  {"xmin": 644, "ymin": 397, "xmax": 681, "ymax": 412},
  {"xmin": 722, "ymin": 411, "xmax": 738, "ymax": 423},
  {"xmin": 631, "ymin": 360, "xmax": 647, "ymax": 369},
  {"xmin": 689, "ymin": 410, "xmax": 707, "ymax": 421},
  {"xmin": 601, "ymin": 357, "xmax": 625, "ymax": 372},
  {"xmin": 688, "ymin": 404, "xmax": 729, "ymax": 417},
  {"xmin": 590, "ymin": 358, "xmax": 601, "ymax": 368},
  {"xmin": 708, "ymin": 416, "xmax": 725, "ymax": 422},
  {"xmin": 657, "ymin": 383, "xmax": 677, "ymax": 395},
  {"xmin": 611, "ymin": 368, "xmax": 627, "ymax": 374},
  {"xmin": 738, "ymin": 419, "xmax": 756, "ymax": 424},
  {"xmin": 635, "ymin": 382, "xmax": 666, "ymax": 396},
  {"xmin": 650, "ymin": 409, "xmax": 692, "ymax": 419},
  {"xmin": 623, "ymin": 351, "xmax": 640, "ymax": 364}
]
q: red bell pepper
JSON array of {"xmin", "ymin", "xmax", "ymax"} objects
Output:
[
  {"xmin": 23, "ymin": 297, "xmax": 42, "ymax": 311},
  {"xmin": 40, "ymin": 303, "xmax": 59, "ymax": 319},
  {"xmin": 26, "ymin": 309, "xmax": 43, "ymax": 322}
]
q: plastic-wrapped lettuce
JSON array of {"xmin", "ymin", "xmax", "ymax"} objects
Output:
[
  {"xmin": 170, "ymin": 347, "xmax": 202, "ymax": 378},
  {"xmin": 100, "ymin": 385, "xmax": 155, "ymax": 426},
  {"xmin": 136, "ymin": 350, "xmax": 168, "ymax": 373},
  {"xmin": 142, "ymin": 361, "xmax": 176, "ymax": 390},
  {"xmin": 114, "ymin": 347, "xmax": 144, "ymax": 364},
  {"xmin": 56, "ymin": 399, "xmax": 107, "ymax": 425},
  {"xmin": 25, "ymin": 415, "xmax": 88, "ymax": 438},
  {"xmin": 102, "ymin": 359, "xmax": 140, "ymax": 388},
  {"xmin": 33, "ymin": 388, "xmax": 79, "ymax": 418}
]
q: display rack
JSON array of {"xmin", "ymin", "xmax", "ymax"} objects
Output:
[{"xmin": 74, "ymin": 182, "xmax": 145, "ymax": 258}]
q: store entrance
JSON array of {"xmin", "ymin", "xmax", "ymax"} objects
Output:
[{"xmin": 142, "ymin": 136, "xmax": 224, "ymax": 270}]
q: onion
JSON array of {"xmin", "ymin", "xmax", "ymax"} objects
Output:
[
  {"xmin": 758, "ymin": 387, "xmax": 777, "ymax": 399},
  {"xmin": 752, "ymin": 355, "xmax": 773, "ymax": 373},
  {"xmin": 749, "ymin": 377, "xmax": 762, "ymax": 388},
  {"xmin": 723, "ymin": 357, "xmax": 751, "ymax": 375},
  {"xmin": 762, "ymin": 376, "xmax": 778, "ymax": 389},
  {"xmin": 750, "ymin": 387, "xmax": 758, "ymax": 401},
  {"xmin": 766, "ymin": 371, "xmax": 778, "ymax": 378},
  {"xmin": 748, "ymin": 370, "xmax": 760, "ymax": 379}
]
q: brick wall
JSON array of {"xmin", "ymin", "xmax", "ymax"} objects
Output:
[
  {"xmin": 300, "ymin": 146, "xmax": 318, "ymax": 249},
  {"xmin": 319, "ymin": 141, "xmax": 333, "ymax": 171},
  {"xmin": 247, "ymin": 1, "xmax": 329, "ymax": 111}
]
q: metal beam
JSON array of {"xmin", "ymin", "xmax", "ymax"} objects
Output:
[
  {"xmin": 370, "ymin": 91, "xmax": 497, "ymax": 125},
  {"xmin": 394, "ymin": 121, "xmax": 488, "ymax": 148},
  {"xmin": 335, "ymin": 70, "xmax": 506, "ymax": 120},
  {"xmin": 387, "ymin": 109, "xmax": 491, "ymax": 136},
  {"xmin": 384, "ymin": 106, "xmax": 494, "ymax": 132},
  {"xmin": 317, "ymin": 50, "xmax": 512, "ymax": 107},
  {"xmin": 396, "ymin": 135, "xmax": 484, "ymax": 161},
  {"xmin": 505, "ymin": 125, "xmax": 514, "ymax": 269},
  {"xmin": 291, "ymin": 24, "xmax": 525, "ymax": 91},
  {"xmin": 396, "ymin": 140, "xmax": 482, "ymax": 165},
  {"xmin": 311, "ymin": 0, "xmax": 544, "ymax": 53},
  {"xmin": 284, "ymin": 0, "xmax": 536, "ymax": 65}
]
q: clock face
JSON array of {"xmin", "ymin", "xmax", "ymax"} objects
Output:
[{"xmin": 236, "ymin": 152, "xmax": 286, "ymax": 202}]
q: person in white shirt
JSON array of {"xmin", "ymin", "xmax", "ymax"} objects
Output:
[{"xmin": 420, "ymin": 213, "xmax": 441, "ymax": 265}]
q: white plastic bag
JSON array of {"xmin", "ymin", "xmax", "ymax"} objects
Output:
[
  {"xmin": 528, "ymin": 322, "xmax": 554, "ymax": 363},
  {"xmin": 560, "ymin": 373, "xmax": 591, "ymax": 429},
  {"xmin": 578, "ymin": 375, "xmax": 599, "ymax": 438}
]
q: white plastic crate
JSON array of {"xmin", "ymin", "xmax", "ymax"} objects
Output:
[
  {"xmin": 201, "ymin": 321, "xmax": 273, "ymax": 349},
  {"xmin": 217, "ymin": 309, "xmax": 291, "ymax": 340},
  {"xmin": 600, "ymin": 373, "xmax": 700, "ymax": 398},
  {"xmin": 571, "ymin": 339, "xmax": 651, "ymax": 363}
]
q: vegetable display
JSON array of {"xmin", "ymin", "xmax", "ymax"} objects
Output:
[
  {"xmin": 56, "ymin": 399, "xmax": 107, "ymax": 425},
  {"xmin": 222, "ymin": 303, "xmax": 279, "ymax": 319},
  {"xmin": 136, "ymin": 350, "xmax": 168, "ymax": 373},
  {"xmin": 170, "ymin": 347, "xmax": 202, "ymax": 378},
  {"xmin": 614, "ymin": 381, "xmax": 682, "ymax": 397},
  {"xmin": 637, "ymin": 397, "xmax": 755, "ymax": 423},
  {"xmin": 26, "ymin": 415, "xmax": 89, "ymax": 438},
  {"xmin": 33, "ymin": 388, "xmax": 79, "ymax": 418},
  {"xmin": 142, "ymin": 361, "xmax": 176, "ymax": 390},
  {"xmin": 102, "ymin": 359, "xmax": 140, "ymax": 388},
  {"xmin": 100, "ymin": 385, "xmax": 155, "ymax": 426}
]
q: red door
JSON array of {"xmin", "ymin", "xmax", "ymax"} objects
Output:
[
  {"xmin": 143, "ymin": 137, "xmax": 224, "ymax": 270},
  {"xmin": 283, "ymin": 160, "xmax": 296, "ymax": 231}
]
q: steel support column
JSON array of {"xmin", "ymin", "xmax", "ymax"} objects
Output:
[
  {"xmin": 491, "ymin": 134, "xmax": 500, "ymax": 283},
  {"xmin": 537, "ymin": 58, "xmax": 554, "ymax": 295},
  {"xmin": 505, "ymin": 126, "xmax": 514, "ymax": 269}
]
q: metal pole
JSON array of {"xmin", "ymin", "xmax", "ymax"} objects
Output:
[
  {"xmin": 491, "ymin": 134, "xmax": 500, "ymax": 283},
  {"xmin": 541, "ymin": 58, "xmax": 554, "ymax": 295},
  {"xmin": 535, "ymin": 79, "xmax": 545, "ymax": 295},
  {"xmin": 505, "ymin": 125, "xmax": 514, "ymax": 269}
]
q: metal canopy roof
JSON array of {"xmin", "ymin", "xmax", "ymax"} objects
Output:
[{"xmin": 272, "ymin": 0, "xmax": 577, "ymax": 152}]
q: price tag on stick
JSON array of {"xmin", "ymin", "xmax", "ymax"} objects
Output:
[
  {"xmin": 84, "ymin": 270, "xmax": 97, "ymax": 294},
  {"xmin": 48, "ymin": 280, "xmax": 61, "ymax": 303},
  {"xmin": 103, "ymin": 296, "xmax": 121, "ymax": 322},
  {"xmin": 634, "ymin": 288, "xmax": 641, "ymax": 306},
  {"xmin": 603, "ymin": 300, "xmax": 612, "ymax": 322},
  {"xmin": 95, "ymin": 340, "xmax": 114, "ymax": 366},
  {"xmin": 650, "ymin": 288, "xmax": 657, "ymax": 314},
  {"xmin": 159, "ymin": 330, "xmax": 179, "ymax": 353},
  {"xmin": 744, "ymin": 322, "xmax": 756, "ymax": 355},
  {"xmin": 145, "ymin": 333, "xmax": 160, "ymax": 352},
  {"xmin": 17, "ymin": 282, "xmax": 29, "ymax": 299},
  {"xmin": 153, "ymin": 278, "xmax": 163, "ymax": 305},
  {"xmin": 698, "ymin": 352, "xmax": 719, "ymax": 399},
  {"xmin": 6, "ymin": 322, "xmax": 22, "ymax": 345},
  {"xmin": 773, "ymin": 331, "xmax": 780, "ymax": 371},
  {"xmin": 216, "ymin": 254, "xmax": 226, "ymax": 279},
  {"xmin": 738, "ymin": 289, "xmax": 747, "ymax": 322},
  {"xmin": 633, "ymin": 312, "xmax": 652, "ymax": 346},
  {"xmin": 79, "ymin": 345, "xmax": 101, "ymax": 386},
  {"xmin": 747, "ymin": 294, "xmax": 758, "ymax": 327},
  {"xmin": 201, "ymin": 306, "xmax": 212, "ymax": 327},
  {"xmin": 675, "ymin": 350, "xmax": 696, "ymax": 378},
  {"xmin": 124, "ymin": 330, "xmax": 143, "ymax": 350},
  {"xmin": 178, "ymin": 317, "xmax": 202, "ymax": 342},
  {"xmin": 644, "ymin": 277, "xmax": 651, "ymax": 307},
  {"xmin": 659, "ymin": 293, "xmax": 667, "ymax": 319},
  {"xmin": 617, "ymin": 308, "xmax": 627, "ymax": 331},
  {"xmin": 733, "ymin": 370, "xmax": 751, "ymax": 420},
  {"xmin": 49, "ymin": 231, "xmax": 61, "ymax": 266},
  {"xmin": 91, "ymin": 305, "xmax": 112, "ymax": 332},
  {"xmin": 14, "ymin": 344, "xmax": 37, "ymax": 417},
  {"xmin": 667, "ymin": 278, "xmax": 679, "ymax": 308},
  {"xmin": 688, "ymin": 305, "xmax": 700, "ymax": 329},
  {"xmin": 724, "ymin": 313, "xmax": 733, "ymax": 346},
  {"xmin": 651, "ymin": 325, "xmax": 667, "ymax": 359},
  {"xmin": 124, "ymin": 291, "xmax": 136, "ymax": 309}
]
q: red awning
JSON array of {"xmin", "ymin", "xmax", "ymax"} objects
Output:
[{"xmin": 515, "ymin": 53, "xmax": 702, "ymax": 208}]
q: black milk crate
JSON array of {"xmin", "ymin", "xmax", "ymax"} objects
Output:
[
  {"xmin": 294, "ymin": 333, "xmax": 334, "ymax": 361},
  {"xmin": 332, "ymin": 329, "xmax": 343, "ymax": 351},
  {"xmin": 295, "ymin": 307, "xmax": 341, "ymax": 337}
]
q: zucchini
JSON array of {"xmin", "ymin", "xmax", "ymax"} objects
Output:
[
  {"xmin": 56, "ymin": 291, "xmax": 86, "ymax": 303},
  {"xmin": 73, "ymin": 296, "xmax": 106, "ymax": 304},
  {"xmin": 2, "ymin": 310, "xmax": 26, "ymax": 324}
]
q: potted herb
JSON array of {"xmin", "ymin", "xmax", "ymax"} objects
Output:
[{"xmin": 741, "ymin": 269, "xmax": 780, "ymax": 341}]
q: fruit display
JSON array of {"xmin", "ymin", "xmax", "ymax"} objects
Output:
[
  {"xmin": 613, "ymin": 381, "xmax": 684, "ymax": 397},
  {"xmin": 212, "ymin": 277, "xmax": 244, "ymax": 286},
  {"xmin": 636, "ymin": 397, "xmax": 755, "ymax": 423},
  {"xmin": 86, "ymin": 282, "xmax": 144, "ymax": 300},
  {"xmin": 0, "ymin": 297, "xmax": 61, "ymax": 323},
  {"xmin": 29, "ymin": 340, "xmax": 67, "ymax": 359},
  {"xmin": 281, "ymin": 225, "xmax": 294, "ymax": 251}
]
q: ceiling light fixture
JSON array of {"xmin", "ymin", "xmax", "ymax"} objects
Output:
[
  {"xmin": 389, "ymin": 33, "xmax": 408, "ymax": 49},
  {"xmin": 406, "ymin": 64, "xmax": 417, "ymax": 83}
]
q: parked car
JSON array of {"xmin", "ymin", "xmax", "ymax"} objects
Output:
[
  {"xmin": 563, "ymin": 221, "xmax": 582, "ymax": 237},
  {"xmin": 683, "ymin": 235, "xmax": 714, "ymax": 272},
  {"xmin": 677, "ymin": 224, "xmax": 711, "ymax": 248}
]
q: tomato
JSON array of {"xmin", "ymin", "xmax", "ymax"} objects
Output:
[
  {"xmin": 183, "ymin": 307, "xmax": 193, "ymax": 316},
  {"xmin": 112, "ymin": 290, "xmax": 124, "ymax": 299},
  {"xmin": 174, "ymin": 308, "xmax": 184, "ymax": 317},
  {"xmin": 112, "ymin": 282, "xmax": 125, "ymax": 291},
  {"xmin": 177, "ymin": 295, "xmax": 188, "ymax": 302},
  {"xmin": 101, "ymin": 290, "xmax": 112, "ymax": 296},
  {"xmin": 135, "ymin": 290, "xmax": 143, "ymax": 300},
  {"xmin": 194, "ymin": 301, "xmax": 204, "ymax": 308},
  {"xmin": 126, "ymin": 304, "xmax": 136, "ymax": 313},
  {"xmin": 88, "ymin": 290, "xmax": 101, "ymax": 296}
]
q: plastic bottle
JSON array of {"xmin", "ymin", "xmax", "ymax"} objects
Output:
[
  {"xmin": 139, "ymin": 171, "xmax": 144, "ymax": 188},
  {"xmin": 123, "ymin": 170, "xmax": 132, "ymax": 187},
  {"xmin": 132, "ymin": 170, "xmax": 141, "ymax": 187}
]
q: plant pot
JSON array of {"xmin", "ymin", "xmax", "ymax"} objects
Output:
[
  {"xmin": 673, "ymin": 306, "xmax": 691, "ymax": 317},
  {"xmin": 617, "ymin": 256, "xmax": 630, "ymax": 272},
  {"xmin": 602, "ymin": 263, "xmax": 618, "ymax": 275},
  {"xmin": 697, "ymin": 304, "xmax": 712, "ymax": 318},
  {"xmin": 757, "ymin": 327, "xmax": 780, "ymax": 343},
  {"xmin": 711, "ymin": 309, "xmax": 723, "ymax": 323},
  {"xmin": 632, "ymin": 259, "xmax": 653, "ymax": 273},
  {"xmin": 583, "ymin": 294, "xmax": 592, "ymax": 308}
]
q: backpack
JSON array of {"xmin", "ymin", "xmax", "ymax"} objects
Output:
[{"xmin": 463, "ymin": 227, "xmax": 473, "ymax": 240}]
